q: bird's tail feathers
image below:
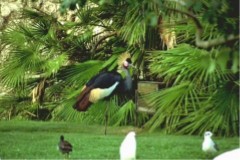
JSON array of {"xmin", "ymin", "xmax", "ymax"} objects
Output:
[{"xmin": 73, "ymin": 86, "xmax": 92, "ymax": 111}]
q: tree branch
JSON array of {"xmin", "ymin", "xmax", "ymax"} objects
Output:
[
  {"xmin": 90, "ymin": 31, "xmax": 117, "ymax": 54},
  {"xmin": 196, "ymin": 34, "xmax": 240, "ymax": 48},
  {"xmin": 167, "ymin": 7, "xmax": 240, "ymax": 49}
]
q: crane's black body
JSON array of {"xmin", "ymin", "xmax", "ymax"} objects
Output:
[
  {"xmin": 58, "ymin": 135, "xmax": 72, "ymax": 155},
  {"xmin": 73, "ymin": 71, "xmax": 130, "ymax": 111},
  {"xmin": 86, "ymin": 71, "xmax": 122, "ymax": 89},
  {"xmin": 73, "ymin": 55, "xmax": 133, "ymax": 112}
]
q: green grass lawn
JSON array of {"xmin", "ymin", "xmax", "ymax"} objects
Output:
[{"xmin": 0, "ymin": 120, "xmax": 238, "ymax": 159}]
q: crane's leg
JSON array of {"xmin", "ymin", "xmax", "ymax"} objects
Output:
[
  {"xmin": 104, "ymin": 102, "xmax": 109, "ymax": 135},
  {"xmin": 134, "ymin": 89, "xmax": 138, "ymax": 127}
]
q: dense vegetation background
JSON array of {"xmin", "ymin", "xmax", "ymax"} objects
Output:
[{"xmin": 0, "ymin": 0, "xmax": 239, "ymax": 136}]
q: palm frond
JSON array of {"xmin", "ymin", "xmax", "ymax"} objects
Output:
[
  {"xmin": 68, "ymin": 29, "xmax": 93, "ymax": 51},
  {"xmin": 145, "ymin": 43, "xmax": 238, "ymax": 134},
  {"xmin": 52, "ymin": 98, "xmax": 85, "ymax": 122},
  {"xmin": 30, "ymin": 20, "xmax": 51, "ymax": 39},
  {"xmin": 144, "ymin": 81, "xmax": 201, "ymax": 132},
  {"xmin": 120, "ymin": 3, "xmax": 146, "ymax": 46},
  {"xmin": 178, "ymin": 81, "xmax": 239, "ymax": 136},
  {"xmin": 1, "ymin": 26, "xmax": 28, "ymax": 47},
  {"xmin": 111, "ymin": 100, "xmax": 136, "ymax": 126},
  {"xmin": 22, "ymin": 9, "xmax": 55, "ymax": 23},
  {"xmin": 77, "ymin": 5, "xmax": 98, "ymax": 25},
  {"xmin": 0, "ymin": 45, "xmax": 46, "ymax": 88},
  {"xmin": 58, "ymin": 60, "xmax": 104, "ymax": 87},
  {"xmin": 44, "ymin": 53, "xmax": 69, "ymax": 76},
  {"xmin": 148, "ymin": 44, "xmax": 234, "ymax": 88},
  {"xmin": 101, "ymin": 53, "xmax": 119, "ymax": 71}
]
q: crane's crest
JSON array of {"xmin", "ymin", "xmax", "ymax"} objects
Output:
[{"xmin": 118, "ymin": 52, "xmax": 131, "ymax": 66}]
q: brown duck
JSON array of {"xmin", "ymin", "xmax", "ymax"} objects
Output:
[{"xmin": 58, "ymin": 135, "xmax": 73, "ymax": 157}]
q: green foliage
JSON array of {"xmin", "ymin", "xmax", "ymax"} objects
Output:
[
  {"xmin": 148, "ymin": 44, "xmax": 235, "ymax": 86},
  {"xmin": 178, "ymin": 81, "xmax": 239, "ymax": 136},
  {"xmin": 110, "ymin": 100, "xmax": 149, "ymax": 126},
  {"xmin": 120, "ymin": 3, "xmax": 146, "ymax": 46},
  {"xmin": 202, "ymin": 0, "xmax": 239, "ymax": 35},
  {"xmin": 144, "ymin": 82, "xmax": 199, "ymax": 132},
  {"xmin": 59, "ymin": 60, "xmax": 104, "ymax": 86},
  {"xmin": 146, "ymin": 44, "xmax": 238, "ymax": 136},
  {"xmin": 0, "ymin": 0, "xmax": 239, "ymax": 136}
]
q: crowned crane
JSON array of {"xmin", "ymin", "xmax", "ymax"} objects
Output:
[
  {"xmin": 58, "ymin": 135, "xmax": 73, "ymax": 158},
  {"xmin": 202, "ymin": 131, "xmax": 219, "ymax": 155},
  {"xmin": 73, "ymin": 52, "xmax": 134, "ymax": 133}
]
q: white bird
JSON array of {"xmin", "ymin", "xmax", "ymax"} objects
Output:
[
  {"xmin": 120, "ymin": 131, "xmax": 136, "ymax": 160},
  {"xmin": 213, "ymin": 148, "xmax": 240, "ymax": 160},
  {"xmin": 202, "ymin": 131, "xmax": 219, "ymax": 154}
]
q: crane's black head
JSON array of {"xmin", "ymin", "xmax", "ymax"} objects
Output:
[
  {"xmin": 126, "ymin": 58, "xmax": 132, "ymax": 63},
  {"xmin": 118, "ymin": 52, "xmax": 133, "ymax": 69}
]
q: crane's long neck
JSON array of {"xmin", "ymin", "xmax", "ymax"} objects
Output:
[{"xmin": 121, "ymin": 67, "xmax": 132, "ymax": 91}]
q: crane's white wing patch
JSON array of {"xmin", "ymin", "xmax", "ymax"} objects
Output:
[{"xmin": 89, "ymin": 82, "xmax": 119, "ymax": 103}]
